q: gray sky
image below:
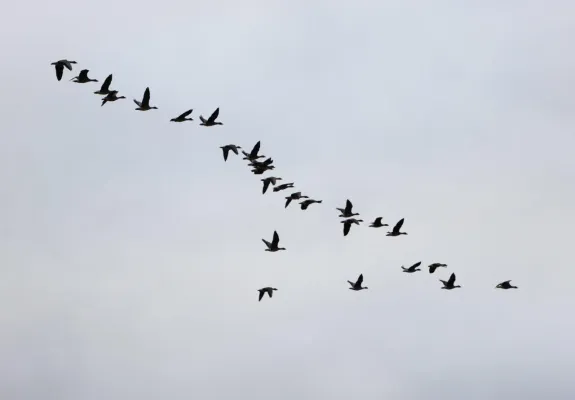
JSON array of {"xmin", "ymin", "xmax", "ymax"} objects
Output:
[{"xmin": 1, "ymin": 1, "xmax": 575, "ymax": 399}]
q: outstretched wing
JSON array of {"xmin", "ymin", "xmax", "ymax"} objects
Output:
[
  {"xmin": 448, "ymin": 273, "xmax": 456, "ymax": 286},
  {"xmin": 272, "ymin": 231, "xmax": 280, "ymax": 247},
  {"xmin": 393, "ymin": 218, "xmax": 404, "ymax": 233},
  {"xmin": 142, "ymin": 87, "xmax": 150, "ymax": 106},
  {"xmin": 262, "ymin": 180, "xmax": 271, "ymax": 194},
  {"xmin": 374, "ymin": 217, "xmax": 382, "ymax": 224},
  {"xmin": 222, "ymin": 147, "xmax": 230, "ymax": 161},
  {"xmin": 207, "ymin": 107, "xmax": 220, "ymax": 123},
  {"xmin": 285, "ymin": 198, "xmax": 292, "ymax": 208},
  {"xmin": 268, "ymin": 288, "xmax": 274, "ymax": 298},
  {"xmin": 230, "ymin": 146, "xmax": 239, "ymax": 155},
  {"xmin": 177, "ymin": 109, "xmax": 193, "ymax": 119},
  {"xmin": 343, "ymin": 221, "xmax": 351, "ymax": 236},
  {"xmin": 429, "ymin": 265, "xmax": 437, "ymax": 273},
  {"xmin": 133, "ymin": 99, "xmax": 142, "ymax": 107},
  {"xmin": 344, "ymin": 199, "xmax": 353, "ymax": 214},
  {"xmin": 258, "ymin": 290, "xmax": 264, "ymax": 301},
  {"xmin": 55, "ymin": 64, "xmax": 64, "ymax": 81},
  {"xmin": 78, "ymin": 69, "xmax": 89, "ymax": 80},
  {"xmin": 63, "ymin": 60, "xmax": 74, "ymax": 70},
  {"xmin": 357, "ymin": 274, "xmax": 364, "ymax": 286},
  {"xmin": 250, "ymin": 141, "xmax": 261, "ymax": 157},
  {"xmin": 411, "ymin": 261, "xmax": 422, "ymax": 269},
  {"xmin": 101, "ymin": 74, "xmax": 113, "ymax": 91}
]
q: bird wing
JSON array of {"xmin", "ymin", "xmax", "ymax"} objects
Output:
[
  {"xmin": 101, "ymin": 74, "xmax": 112, "ymax": 91},
  {"xmin": 230, "ymin": 146, "xmax": 239, "ymax": 155},
  {"xmin": 78, "ymin": 69, "xmax": 88, "ymax": 80},
  {"xmin": 63, "ymin": 60, "xmax": 74, "ymax": 70},
  {"xmin": 448, "ymin": 273, "xmax": 456, "ymax": 286},
  {"xmin": 343, "ymin": 221, "xmax": 351, "ymax": 236},
  {"xmin": 411, "ymin": 261, "xmax": 422, "ymax": 269},
  {"xmin": 268, "ymin": 288, "xmax": 274, "ymax": 298},
  {"xmin": 357, "ymin": 274, "xmax": 364, "ymax": 286},
  {"xmin": 250, "ymin": 141, "xmax": 261, "ymax": 157},
  {"xmin": 262, "ymin": 239, "xmax": 271, "ymax": 249},
  {"xmin": 344, "ymin": 199, "xmax": 353, "ymax": 214},
  {"xmin": 222, "ymin": 147, "xmax": 230, "ymax": 161},
  {"xmin": 207, "ymin": 107, "xmax": 219, "ymax": 123},
  {"xmin": 55, "ymin": 64, "xmax": 64, "ymax": 81},
  {"xmin": 429, "ymin": 265, "xmax": 437, "ymax": 273},
  {"xmin": 347, "ymin": 280, "xmax": 355, "ymax": 288},
  {"xmin": 199, "ymin": 116, "xmax": 207, "ymax": 123},
  {"xmin": 142, "ymin": 87, "xmax": 150, "ymax": 106},
  {"xmin": 501, "ymin": 280, "xmax": 511, "ymax": 285},
  {"xmin": 258, "ymin": 290, "xmax": 264, "ymax": 301},
  {"xmin": 374, "ymin": 217, "xmax": 382, "ymax": 224},
  {"xmin": 272, "ymin": 231, "xmax": 280, "ymax": 247},
  {"xmin": 133, "ymin": 99, "xmax": 142, "ymax": 107},
  {"xmin": 178, "ymin": 109, "xmax": 193, "ymax": 119},
  {"xmin": 262, "ymin": 180, "xmax": 270, "ymax": 194},
  {"xmin": 393, "ymin": 218, "xmax": 404, "ymax": 233},
  {"xmin": 285, "ymin": 198, "xmax": 292, "ymax": 208}
]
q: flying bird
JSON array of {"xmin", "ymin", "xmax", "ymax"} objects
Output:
[
  {"xmin": 242, "ymin": 141, "xmax": 264, "ymax": 162},
  {"xmin": 337, "ymin": 200, "xmax": 359, "ymax": 218},
  {"xmin": 285, "ymin": 192, "xmax": 308, "ymax": 208},
  {"xmin": 348, "ymin": 274, "xmax": 368, "ymax": 291},
  {"xmin": 94, "ymin": 74, "xmax": 114, "ymax": 95},
  {"xmin": 402, "ymin": 261, "xmax": 422, "ymax": 273},
  {"xmin": 428, "ymin": 263, "xmax": 447, "ymax": 274},
  {"xmin": 51, "ymin": 59, "xmax": 76, "ymax": 81},
  {"xmin": 369, "ymin": 217, "xmax": 389, "ymax": 228},
  {"xmin": 496, "ymin": 280, "xmax": 518, "ymax": 289},
  {"xmin": 258, "ymin": 287, "xmax": 278, "ymax": 301},
  {"xmin": 273, "ymin": 183, "xmax": 294, "ymax": 193},
  {"xmin": 300, "ymin": 199, "xmax": 322, "ymax": 210},
  {"xmin": 170, "ymin": 109, "xmax": 194, "ymax": 122},
  {"xmin": 199, "ymin": 107, "xmax": 223, "ymax": 126},
  {"xmin": 220, "ymin": 144, "xmax": 242, "ymax": 161},
  {"xmin": 341, "ymin": 218, "xmax": 363, "ymax": 236},
  {"xmin": 387, "ymin": 218, "xmax": 407, "ymax": 236},
  {"xmin": 262, "ymin": 231, "xmax": 286, "ymax": 252},
  {"xmin": 261, "ymin": 177, "xmax": 282, "ymax": 194},
  {"xmin": 134, "ymin": 87, "xmax": 158, "ymax": 111},
  {"xmin": 440, "ymin": 273, "xmax": 461, "ymax": 290},
  {"xmin": 101, "ymin": 90, "xmax": 126, "ymax": 106},
  {"xmin": 70, "ymin": 69, "xmax": 98, "ymax": 83}
]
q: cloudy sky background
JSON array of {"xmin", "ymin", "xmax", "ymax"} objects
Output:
[{"xmin": 1, "ymin": 1, "xmax": 575, "ymax": 399}]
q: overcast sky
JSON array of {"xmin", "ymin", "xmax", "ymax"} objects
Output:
[{"xmin": 1, "ymin": 1, "xmax": 575, "ymax": 399}]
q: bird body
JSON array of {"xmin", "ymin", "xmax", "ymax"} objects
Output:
[
  {"xmin": 300, "ymin": 199, "xmax": 322, "ymax": 210},
  {"xmin": 369, "ymin": 217, "xmax": 389, "ymax": 228},
  {"xmin": 440, "ymin": 273, "xmax": 461, "ymax": 290},
  {"xmin": 134, "ymin": 87, "xmax": 158, "ymax": 111},
  {"xmin": 273, "ymin": 183, "xmax": 294, "ymax": 192},
  {"xmin": 199, "ymin": 108, "xmax": 223, "ymax": 126},
  {"xmin": 337, "ymin": 199, "xmax": 359, "ymax": 218},
  {"xmin": 262, "ymin": 231, "xmax": 286, "ymax": 252},
  {"xmin": 71, "ymin": 69, "xmax": 98, "ymax": 83},
  {"xmin": 170, "ymin": 109, "xmax": 194, "ymax": 122},
  {"xmin": 258, "ymin": 287, "xmax": 278, "ymax": 301},
  {"xmin": 51, "ymin": 59, "xmax": 77, "ymax": 81},
  {"xmin": 387, "ymin": 218, "xmax": 407, "ymax": 236},
  {"xmin": 348, "ymin": 274, "xmax": 368, "ymax": 291},
  {"xmin": 402, "ymin": 261, "xmax": 422, "ymax": 273},
  {"xmin": 496, "ymin": 280, "xmax": 518, "ymax": 289},
  {"xmin": 101, "ymin": 90, "xmax": 126, "ymax": 106}
]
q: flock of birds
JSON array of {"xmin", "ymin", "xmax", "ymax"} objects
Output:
[{"xmin": 50, "ymin": 59, "xmax": 520, "ymax": 302}]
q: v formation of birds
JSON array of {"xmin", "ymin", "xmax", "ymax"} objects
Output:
[{"xmin": 51, "ymin": 59, "xmax": 520, "ymax": 302}]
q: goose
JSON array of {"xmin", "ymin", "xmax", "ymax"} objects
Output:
[
  {"xmin": 249, "ymin": 157, "xmax": 274, "ymax": 169},
  {"xmin": 402, "ymin": 261, "xmax": 422, "ymax": 273},
  {"xmin": 300, "ymin": 199, "xmax": 322, "ymax": 210},
  {"xmin": 70, "ymin": 69, "xmax": 98, "ymax": 83},
  {"xmin": 258, "ymin": 287, "xmax": 278, "ymax": 301},
  {"xmin": 496, "ymin": 280, "xmax": 518, "ymax": 289},
  {"xmin": 51, "ymin": 59, "xmax": 77, "ymax": 81},
  {"xmin": 440, "ymin": 273, "xmax": 461, "ymax": 290},
  {"xmin": 220, "ymin": 145, "xmax": 242, "ymax": 162},
  {"xmin": 386, "ymin": 218, "xmax": 407, "ymax": 236},
  {"xmin": 285, "ymin": 192, "xmax": 308, "ymax": 208},
  {"xmin": 252, "ymin": 165, "xmax": 275, "ymax": 175},
  {"xmin": 94, "ymin": 74, "xmax": 114, "ymax": 95},
  {"xmin": 369, "ymin": 217, "xmax": 389, "ymax": 228},
  {"xmin": 348, "ymin": 274, "xmax": 368, "ymax": 291},
  {"xmin": 341, "ymin": 218, "xmax": 363, "ymax": 236},
  {"xmin": 273, "ymin": 183, "xmax": 294, "ymax": 193},
  {"xmin": 428, "ymin": 263, "xmax": 447, "ymax": 274},
  {"xmin": 242, "ymin": 141, "xmax": 264, "ymax": 162},
  {"xmin": 262, "ymin": 231, "xmax": 286, "ymax": 252},
  {"xmin": 337, "ymin": 200, "xmax": 359, "ymax": 218},
  {"xmin": 262, "ymin": 177, "xmax": 282, "ymax": 194},
  {"xmin": 170, "ymin": 109, "xmax": 194, "ymax": 122},
  {"xmin": 101, "ymin": 91, "xmax": 126, "ymax": 106},
  {"xmin": 134, "ymin": 87, "xmax": 158, "ymax": 111},
  {"xmin": 199, "ymin": 107, "xmax": 223, "ymax": 126}
]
